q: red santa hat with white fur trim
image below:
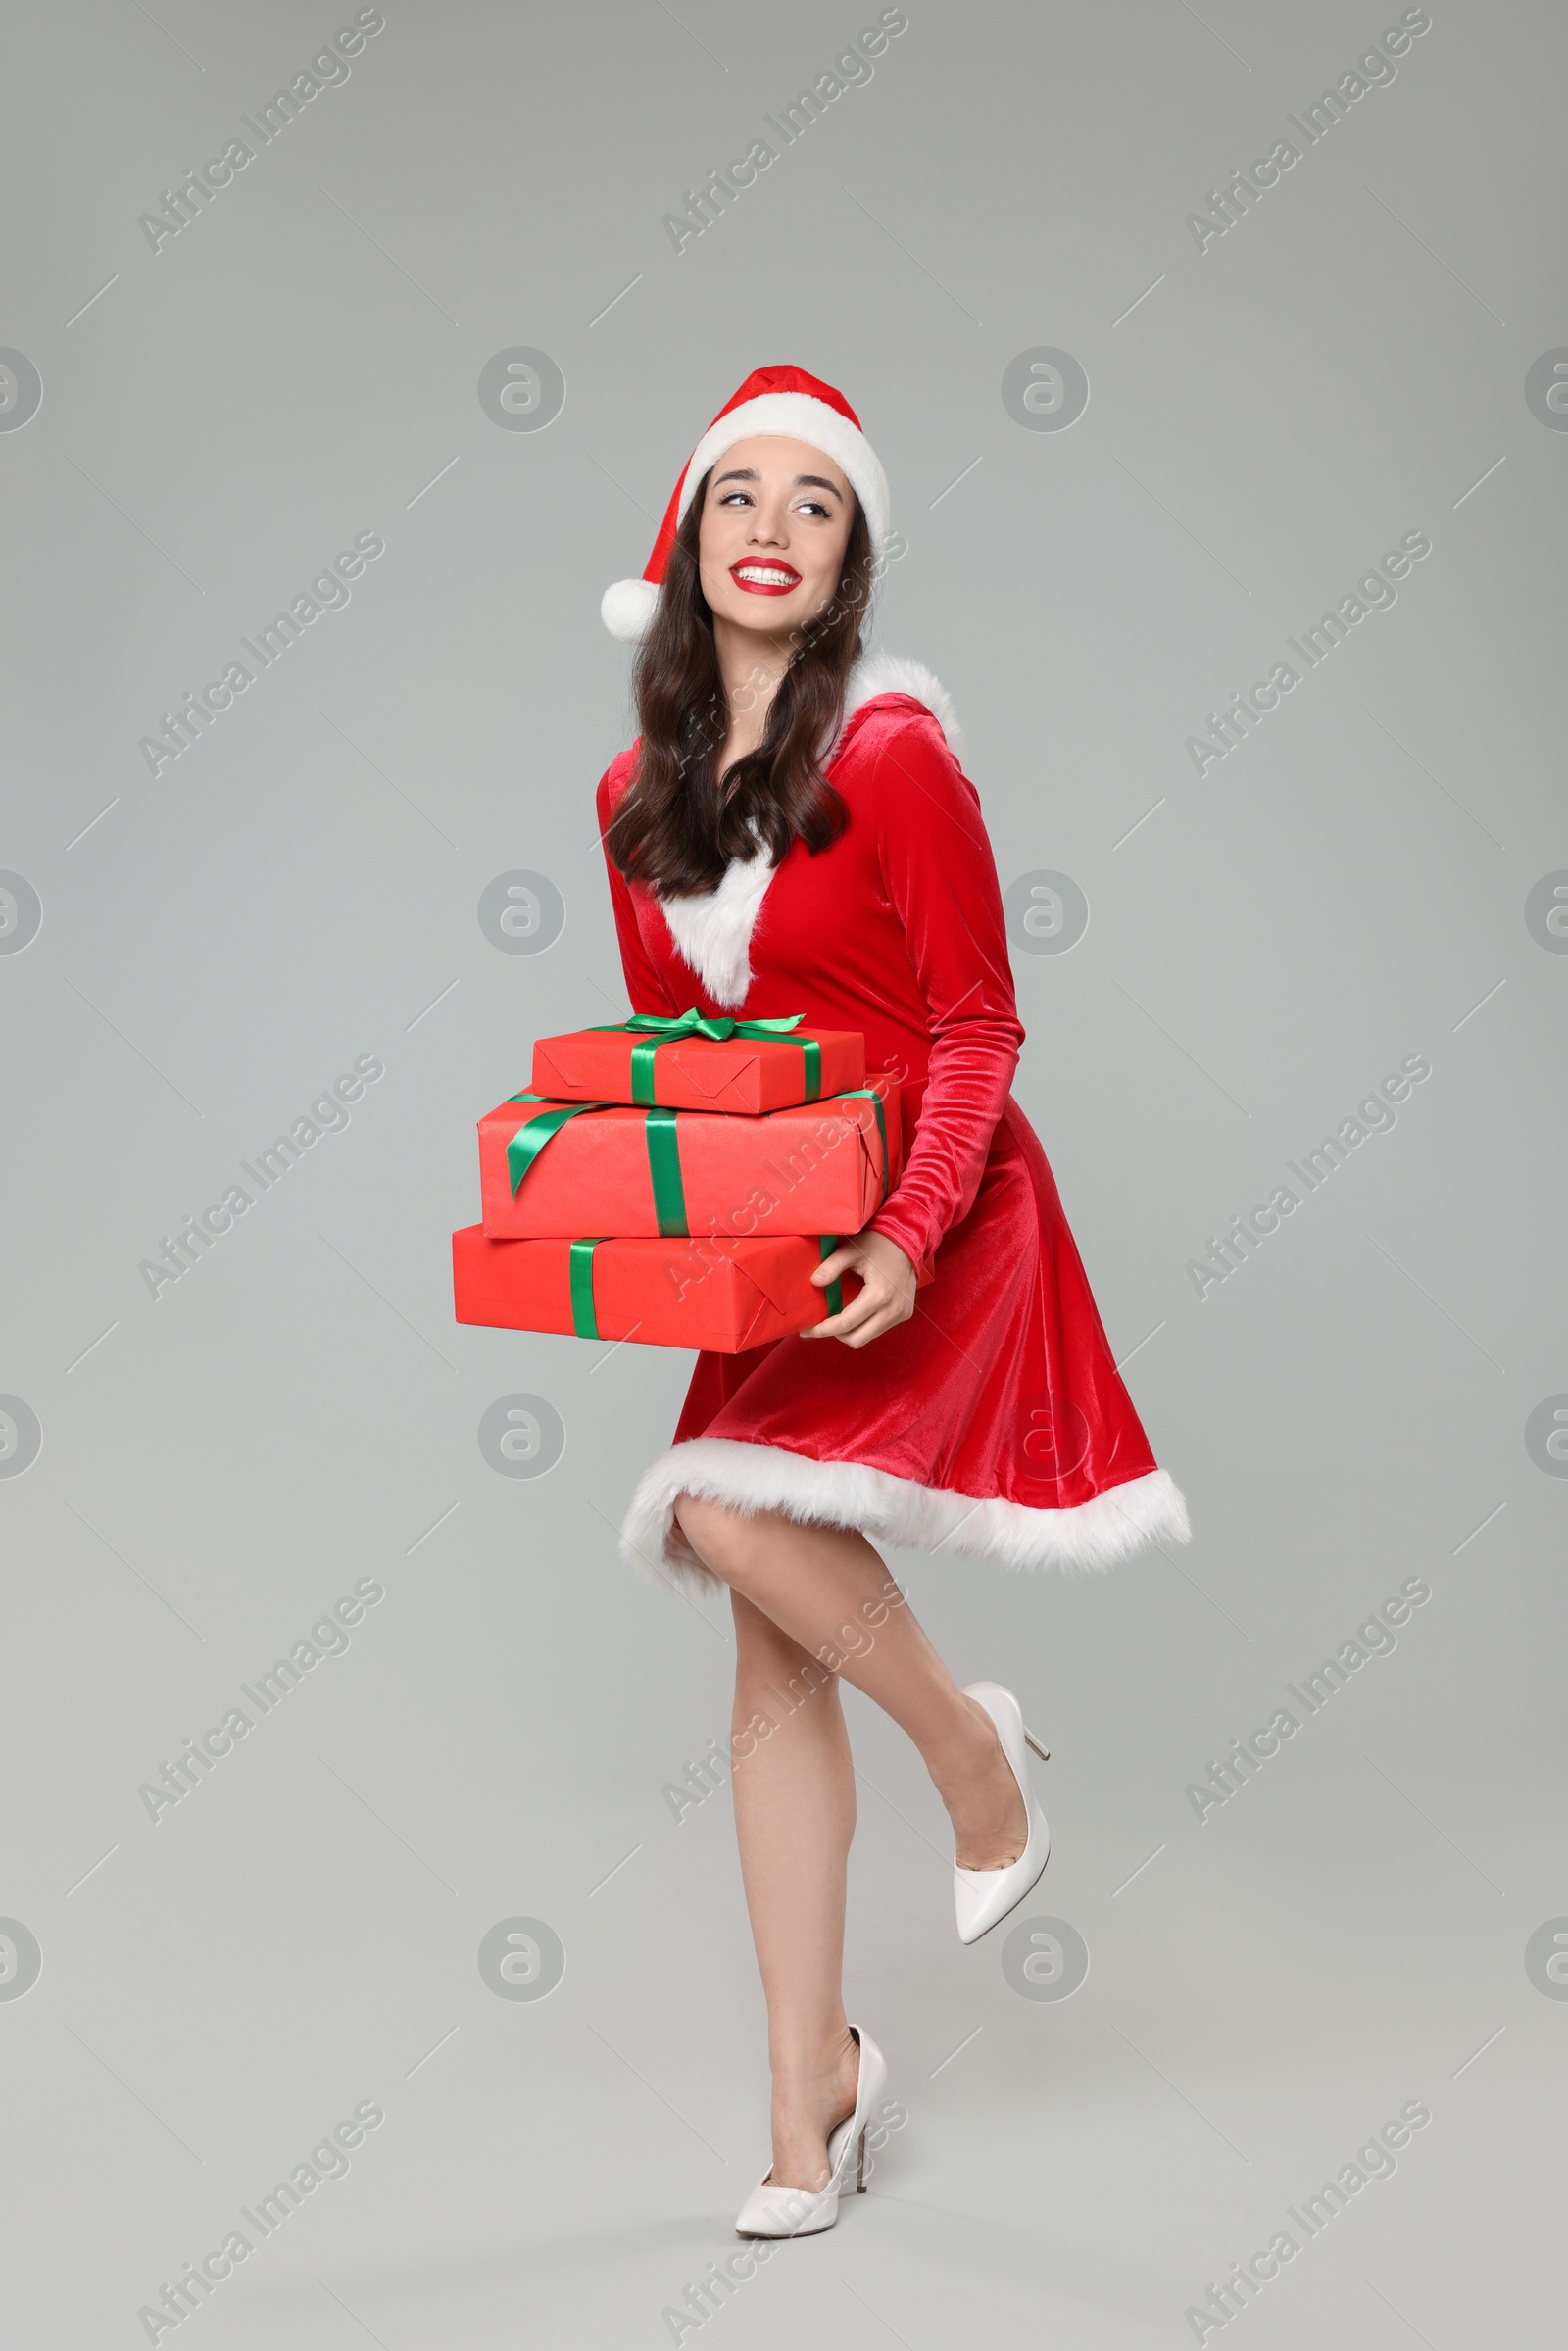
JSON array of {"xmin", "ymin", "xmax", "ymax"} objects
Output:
[{"xmin": 600, "ymin": 363, "xmax": 892, "ymax": 642}]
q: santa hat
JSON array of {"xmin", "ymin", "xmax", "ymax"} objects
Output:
[{"xmin": 600, "ymin": 364, "xmax": 891, "ymax": 642}]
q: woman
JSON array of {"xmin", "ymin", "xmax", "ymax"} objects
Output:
[{"xmin": 596, "ymin": 367, "xmax": 1189, "ymax": 2237}]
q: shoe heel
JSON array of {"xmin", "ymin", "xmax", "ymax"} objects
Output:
[
  {"xmin": 1023, "ymin": 1730, "xmax": 1050, "ymax": 1761},
  {"xmin": 856, "ymin": 2129, "xmax": 867, "ymax": 2191}
]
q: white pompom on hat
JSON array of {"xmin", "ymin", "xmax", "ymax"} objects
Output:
[{"xmin": 600, "ymin": 363, "xmax": 891, "ymax": 642}]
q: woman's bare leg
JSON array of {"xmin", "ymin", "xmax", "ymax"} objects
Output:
[
  {"xmin": 681, "ymin": 1495, "xmax": 1028, "ymax": 1864},
  {"xmin": 728, "ymin": 1588, "xmax": 861, "ymax": 2192},
  {"xmin": 677, "ymin": 1496, "xmax": 1029, "ymax": 2190}
]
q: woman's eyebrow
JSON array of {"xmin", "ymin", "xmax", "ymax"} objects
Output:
[{"xmin": 711, "ymin": 466, "xmax": 843, "ymax": 500}]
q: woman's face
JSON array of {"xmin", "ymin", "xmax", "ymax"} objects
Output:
[{"xmin": 696, "ymin": 435, "xmax": 856, "ymax": 642}]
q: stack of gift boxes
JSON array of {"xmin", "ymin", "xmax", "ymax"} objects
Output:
[{"xmin": 452, "ymin": 1011, "xmax": 906, "ymax": 1352}]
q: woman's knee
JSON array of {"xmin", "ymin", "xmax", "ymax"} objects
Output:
[{"xmin": 672, "ymin": 1491, "xmax": 765, "ymax": 1585}]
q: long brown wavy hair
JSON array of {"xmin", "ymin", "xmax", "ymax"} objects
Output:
[{"xmin": 605, "ymin": 468, "xmax": 875, "ymax": 899}]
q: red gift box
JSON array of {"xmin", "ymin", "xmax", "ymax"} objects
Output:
[
  {"xmin": 452, "ymin": 1224, "xmax": 862, "ymax": 1352},
  {"xmin": 477, "ymin": 1075, "xmax": 903, "ymax": 1241},
  {"xmin": 529, "ymin": 1012, "xmax": 864, "ymax": 1115}
]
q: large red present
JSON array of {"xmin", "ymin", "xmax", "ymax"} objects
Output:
[
  {"xmin": 529, "ymin": 1009, "xmax": 863, "ymax": 1115},
  {"xmin": 477, "ymin": 1075, "xmax": 902, "ymax": 1241},
  {"xmin": 452, "ymin": 1224, "xmax": 862, "ymax": 1352}
]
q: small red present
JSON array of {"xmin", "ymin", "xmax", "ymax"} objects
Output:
[
  {"xmin": 452, "ymin": 1224, "xmax": 862, "ymax": 1352},
  {"xmin": 477, "ymin": 1075, "xmax": 902, "ymax": 1241},
  {"xmin": 529, "ymin": 1008, "xmax": 864, "ymax": 1115}
]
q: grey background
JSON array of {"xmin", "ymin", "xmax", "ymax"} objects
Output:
[{"xmin": 3, "ymin": 1, "xmax": 1564, "ymax": 2343}]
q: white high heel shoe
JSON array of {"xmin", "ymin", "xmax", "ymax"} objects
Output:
[
  {"xmin": 953, "ymin": 1681, "xmax": 1051, "ymax": 1945},
  {"xmin": 733, "ymin": 2025, "xmax": 889, "ymax": 2238}
]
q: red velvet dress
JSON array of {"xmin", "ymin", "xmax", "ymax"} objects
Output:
[{"xmin": 597, "ymin": 661, "xmax": 1189, "ymax": 1595}]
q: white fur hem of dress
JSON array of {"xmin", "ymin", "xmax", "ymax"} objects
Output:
[{"xmin": 618, "ymin": 1437, "xmax": 1191, "ymax": 1598}]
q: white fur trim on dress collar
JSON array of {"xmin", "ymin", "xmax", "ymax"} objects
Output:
[
  {"xmin": 655, "ymin": 848, "xmax": 776, "ymax": 1011},
  {"xmin": 654, "ymin": 651, "xmax": 960, "ymax": 1007},
  {"xmin": 617, "ymin": 1439, "xmax": 1192, "ymax": 1601},
  {"xmin": 835, "ymin": 647, "xmax": 964, "ymax": 761}
]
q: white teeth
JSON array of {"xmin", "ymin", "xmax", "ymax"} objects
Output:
[{"xmin": 735, "ymin": 565, "xmax": 796, "ymax": 585}]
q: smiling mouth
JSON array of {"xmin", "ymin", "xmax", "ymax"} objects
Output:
[{"xmin": 729, "ymin": 562, "xmax": 801, "ymax": 595}]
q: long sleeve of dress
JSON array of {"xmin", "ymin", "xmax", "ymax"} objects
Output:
[
  {"xmin": 596, "ymin": 766, "xmax": 680, "ymax": 1018},
  {"xmin": 862, "ymin": 714, "xmax": 1025, "ymax": 1280}
]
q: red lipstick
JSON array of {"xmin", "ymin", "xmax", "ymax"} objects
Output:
[{"xmin": 729, "ymin": 560, "xmax": 802, "ymax": 596}]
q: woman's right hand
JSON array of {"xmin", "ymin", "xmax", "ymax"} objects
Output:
[{"xmin": 801, "ymin": 1230, "xmax": 917, "ymax": 1348}]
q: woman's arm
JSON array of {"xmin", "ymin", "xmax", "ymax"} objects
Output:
[
  {"xmin": 806, "ymin": 708, "xmax": 1023, "ymax": 1347},
  {"xmin": 862, "ymin": 710, "xmax": 1025, "ymax": 1277},
  {"xmin": 596, "ymin": 764, "xmax": 681, "ymax": 1017}
]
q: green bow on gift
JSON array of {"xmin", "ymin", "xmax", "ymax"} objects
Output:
[
  {"xmin": 611, "ymin": 1008, "xmax": 808, "ymax": 1043},
  {"xmin": 591, "ymin": 1007, "xmax": 821, "ymax": 1103}
]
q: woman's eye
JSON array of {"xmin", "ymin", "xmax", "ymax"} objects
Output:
[{"xmin": 797, "ymin": 499, "xmax": 829, "ymax": 518}]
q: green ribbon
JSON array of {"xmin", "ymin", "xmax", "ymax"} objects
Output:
[
  {"xmin": 505, "ymin": 1098, "xmax": 608, "ymax": 1197},
  {"xmin": 644, "ymin": 1105, "xmax": 689, "ymax": 1237},
  {"xmin": 508, "ymin": 1082, "xmax": 886, "ymax": 1233},
  {"xmin": 591, "ymin": 1008, "xmax": 821, "ymax": 1105},
  {"xmin": 610, "ymin": 1008, "xmax": 808, "ymax": 1043},
  {"xmin": 506, "ymin": 1096, "xmax": 688, "ymax": 1235},
  {"xmin": 569, "ymin": 1238, "xmax": 604, "ymax": 1339},
  {"xmin": 818, "ymin": 1234, "xmax": 843, "ymax": 1317}
]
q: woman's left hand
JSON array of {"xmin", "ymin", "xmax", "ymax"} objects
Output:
[{"xmin": 801, "ymin": 1230, "xmax": 917, "ymax": 1348}]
